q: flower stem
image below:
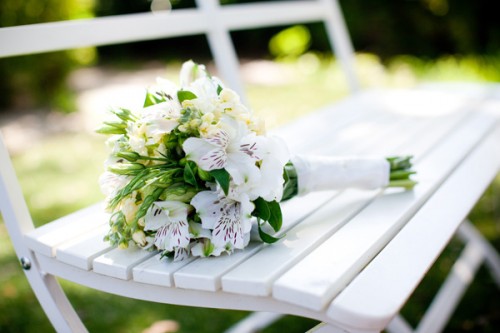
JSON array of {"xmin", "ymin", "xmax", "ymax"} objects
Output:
[{"xmin": 387, "ymin": 156, "xmax": 417, "ymax": 190}]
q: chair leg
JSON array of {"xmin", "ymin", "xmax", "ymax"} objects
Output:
[
  {"xmin": 22, "ymin": 254, "xmax": 87, "ymax": 333},
  {"xmin": 307, "ymin": 322, "xmax": 380, "ymax": 333},
  {"xmin": 457, "ymin": 220, "xmax": 500, "ymax": 287},
  {"xmin": 224, "ymin": 312, "xmax": 283, "ymax": 333},
  {"xmin": 386, "ymin": 314, "xmax": 413, "ymax": 333}
]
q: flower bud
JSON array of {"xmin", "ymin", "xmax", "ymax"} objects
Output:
[
  {"xmin": 163, "ymin": 185, "xmax": 197, "ymax": 202},
  {"xmin": 198, "ymin": 168, "xmax": 212, "ymax": 181},
  {"xmin": 116, "ymin": 151, "xmax": 141, "ymax": 162},
  {"xmin": 118, "ymin": 240, "xmax": 129, "ymax": 249},
  {"xmin": 108, "ymin": 163, "xmax": 145, "ymax": 175},
  {"xmin": 132, "ymin": 230, "xmax": 147, "ymax": 247}
]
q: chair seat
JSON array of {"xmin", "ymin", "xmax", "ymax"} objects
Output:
[{"xmin": 24, "ymin": 85, "xmax": 500, "ymax": 332}]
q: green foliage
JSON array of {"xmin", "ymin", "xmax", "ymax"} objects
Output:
[
  {"xmin": 209, "ymin": 169, "xmax": 231, "ymax": 196},
  {"xmin": 269, "ymin": 25, "xmax": 312, "ymax": 59},
  {"xmin": 0, "ymin": 0, "xmax": 96, "ymax": 112}
]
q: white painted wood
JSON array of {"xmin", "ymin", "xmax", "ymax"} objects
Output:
[
  {"xmin": 0, "ymin": 1, "xmax": 337, "ymax": 59},
  {"xmin": 272, "ymin": 112, "xmax": 496, "ymax": 311},
  {"xmin": 24, "ymin": 203, "xmax": 108, "ymax": 257},
  {"xmin": 415, "ymin": 240, "xmax": 485, "ymax": 333},
  {"xmin": 224, "ymin": 312, "xmax": 283, "ymax": 333},
  {"xmin": 222, "ymin": 190, "xmax": 377, "ymax": 296},
  {"xmin": 222, "ymin": 95, "xmax": 473, "ymax": 297},
  {"xmin": 174, "ymin": 242, "xmax": 262, "ymax": 291},
  {"xmin": 35, "ymin": 253, "xmax": 334, "ymax": 324},
  {"xmin": 0, "ymin": 11, "xmax": 206, "ymax": 58},
  {"xmin": 0, "ymin": 133, "xmax": 35, "ymax": 238},
  {"xmin": 1, "ymin": 133, "xmax": 89, "ymax": 332},
  {"xmin": 93, "ymin": 246, "xmax": 157, "ymax": 280},
  {"xmin": 386, "ymin": 315, "xmax": 414, "ymax": 333},
  {"xmin": 320, "ymin": 0, "xmax": 360, "ymax": 92},
  {"xmin": 327, "ymin": 125, "xmax": 500, "ymax": 331},
  {"xmin": 56, "ymin": 224, "xmax": 112, "ymax": 270},
  {"xmin": 195, "ymin": 0, "xmax": 246, "ymax": 102},
  {"xmin": 457, "ymin": 220, "xmax": 500, "ymax": 287},
  {"xmin": 307, "ymin": 322, "xmax": 378, "ymax": 333},
  {"xmin": 2, "ymin": 1, "xmax": 500, "ymax": 332},
  {"xmin": 133, "ymin": 253, "xmax": 197, "ymax": 287}
]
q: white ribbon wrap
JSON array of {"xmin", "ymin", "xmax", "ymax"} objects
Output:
[{"xmin": 291, "ymin": 155, "xmax": 390, "ymax": 196}]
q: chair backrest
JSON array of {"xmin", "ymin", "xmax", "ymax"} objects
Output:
[{"xmin": 0, "ymin": 0, "xmax": 358, "ymax": 256}]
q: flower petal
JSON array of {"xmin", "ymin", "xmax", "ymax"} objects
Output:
[
  {"xmin": 190, "ymin": 191, "xmax": 222, "ymax": 229},
  {"xmin": 154, "ymin": 220, "xmax": 190, "ymax": 251},
  {"xmin": 144, "ymin": 201, "xmax": 190, "ymax": 231},
  {"xmin": 225, "ymin": 152, "xmax": 260, "ymax": 185},
  {"xmin": 211, "ymin": 202, "xmax": 246, "ymax": 249}
]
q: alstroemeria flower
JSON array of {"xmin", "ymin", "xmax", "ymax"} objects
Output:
[
  {"xmin": 190, "ymin": 190, "xmax": 252, "ymax": 252},
  {"xmin": 183, "ymin": 118, "xmax": 261, "ymax": 185},
  {"xmin": 99, "ymin": 171, "xmax": 130, "ymax": 199},
  {"xmin": 144, "ymin": 201, "xmax": 192, "ymax": 252}
]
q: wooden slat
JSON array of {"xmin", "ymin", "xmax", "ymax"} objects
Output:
[
  {"xmin": 133, "ymin": 191, "xmax": 337, "ymax": 288},
  {"xmin": 133, "ymin": 254, "xmax": 197, "ymax": 287},
  {"xmin": 222, "ymin": 189, "xmax": 377, "ymax": 296},
  {"xmin": 132, "ymin": 93, "xmax": 413, "ymax": 290},
  {"xmin": 0, "ymin": 1, "xmax": 329, "ymax": 59},
  {"xmin": 0, "ymin": 11, "xmax": 206, "ymax": 58},
  {"xmin": 220, "ymin": 94, "xmax": 473, "ymax": 297},
  {"xmin": 327, "ymin": 125, "xmax": 500, "ymax": 331},
  {"xmin": 174, "ymin": 242, "xmax": 262, "ymax": 291},
  {"xmin": 55, "ymin": 224, "xmax": 112, "ymax": 270},
  {"xmin": 24, "ymin": 203, "xmax": 108, "ymax": 257},
  {"xmin": 271, "ymin": 112, "xmax": 496, "ymax": 311},
  {"xmin": 93, "ymin": 247, "xmax": 157, "ymax": 280}
]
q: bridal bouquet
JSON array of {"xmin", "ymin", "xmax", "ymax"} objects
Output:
[{"xmin": 98, "ymin": 61, "xmax": 416, "ymax": 261}]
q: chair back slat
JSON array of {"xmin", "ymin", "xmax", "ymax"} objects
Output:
[{"xmin": 0, "ymin": 1, "xmax": 359, "ymax": 94}]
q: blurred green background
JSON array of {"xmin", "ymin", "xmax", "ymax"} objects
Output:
[{"xmin": 0, "ymin": 0, "xmax": 499, "ymax": 332}]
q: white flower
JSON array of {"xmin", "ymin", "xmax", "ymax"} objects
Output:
[
  {"xmin": 246, "ymin": 135, "xmax": 290, "ymax": 201},
  {"xmin": 127, "ymin": 102, "xmax": 180, "ymax": 156},
  {"xmin": 191, "ymin": 239, "xmax": 225, "ymax": 257},
  {"xmin": 182, "ymin": 76, "xmax": 221, "ymax": 114},
  {"xmin": 190, "ymin": 190, "xmax": 252, "ymax": 252},
  {"xmin": 217, "ymin": 88, "xmax": 249, "ymax": 117},
  {"xmin": 183, "ymin": 118, "xmax": 260, "ymax": 186},
  {"xmin": 99, "ymin": 171, "xmax": 130, "ymax": 199},
  {"xmin": 153, "ymin": 77, "xmax": 179, "ymax": 100},
  {"xmin": 121, "ymin": 194, "xmax": 141, "ymax": 224},
  {"xmin": 144, "ymin": 201, "xmax": 192, "ymax": 252},
  {"xmin": 180, "ymin": 60, "xmax": 209, "ymax": 87}
]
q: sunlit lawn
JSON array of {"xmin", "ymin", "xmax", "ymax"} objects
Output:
[{"xmin": 0, "ymin": 54, "xmax": 499, "ymax": 332}]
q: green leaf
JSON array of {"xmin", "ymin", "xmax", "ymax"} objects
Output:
[
  {"xmin": 252, "ymin": 197, "xmax": 271, "ymax": 221},
  {"xmin": 217, "ymin": 84, "xmax": 223, "ymax": 95},
  {"xmin": 177, "ymin": 90, "xmax": 197, "ymax": 103},
  {"xmin": 257, "ymin": 221, "xmax": 282, "ymax": 244},
  {"xmin": 252, "ymin": 198, "xmax": 282, "ymax": 233},
  {"xmin": 281, "ymin": 161, "xmax": 298, "ymax": 201},
  {"xmin": 183, "ymin": 161, "xmax": 198, "ymax": 187},
  {"xmin": 111, "ymin": 108, "xmax": 136, "ymax": 122},
  {"xmin": 210, "ymin": 169, "xmax": 230, "ymax": 196},
  {"xmin": 267, "ymin": 200, "xmax": 283, "ymax": 232},
  {"xmin": 95, "ymin": 126, "xmax": 126, "ymax": 135},
  {"xmin": 144, "ymin": 91, "xmax": 164, "ymax": 107},
  {"xmin": 134, "ymin": 187, "xmax": 164, "ymax": 224}
]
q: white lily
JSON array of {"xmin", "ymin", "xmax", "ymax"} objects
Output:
[{"xmin": 144, "ymin": 201, "xmax": 192, "ymax": 252}]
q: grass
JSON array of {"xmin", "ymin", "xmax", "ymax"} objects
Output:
[{"xmin": 0, "ymin": 54, "xmax": 499, "ymax": 332}]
